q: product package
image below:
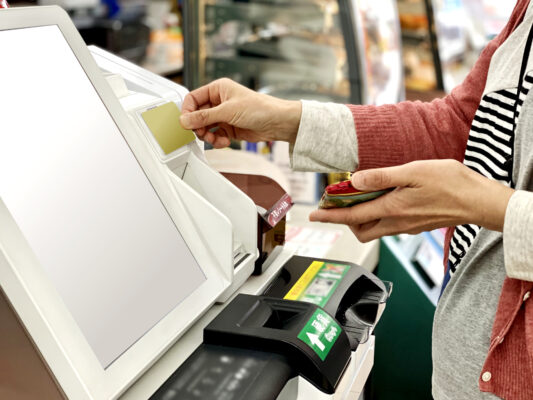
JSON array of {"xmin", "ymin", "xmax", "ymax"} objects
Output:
[{"xmin": 318, "ymin": 180, "xmax": 392, "ymax": 209}]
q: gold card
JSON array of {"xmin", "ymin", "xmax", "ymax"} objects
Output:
[{"xmin": 141, "ymin": 102, "xmax": 196, "ymax": 155}]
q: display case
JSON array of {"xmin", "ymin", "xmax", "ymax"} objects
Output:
[
  {"xmin": 354, "ymin": 0, "xmax": 405, "ymax": 105},
  {"xmin": 432, "ymin": 0, "xmax": 469, "ymax": 91},
  {"xmin": 397, "ymin": 0, "xmax": 490, "ymax": 93},
  {"xmin": 397, "ymin": 0, "xmax": 446, "ymax": 91},
  {"xmin": 183, "ymin": 0, "xmax": 404, "ymax": 106}
]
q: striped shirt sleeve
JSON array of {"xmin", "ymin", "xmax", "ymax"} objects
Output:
[{"xmin": 503, "ymin": 190, "xmax": 533, "ymax": 281}]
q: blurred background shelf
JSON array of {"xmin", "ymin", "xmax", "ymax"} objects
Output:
[{"xmin": 184, "ymin": 0, "xmax": 405, "ymax": 106}]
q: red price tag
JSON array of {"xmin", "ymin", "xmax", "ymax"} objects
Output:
[{"xmin": 264, "ymin": 193, "xmax": 292, "ymax": 228}]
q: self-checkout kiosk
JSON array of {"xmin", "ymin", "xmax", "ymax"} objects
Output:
[{"xmin": 0, "ymin": 7, "xmax": 391, "ymax": 400}]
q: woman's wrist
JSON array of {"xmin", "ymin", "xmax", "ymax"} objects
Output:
[
  {"xmin": 469, "ymin": 173, "xmax": 515, "ymax": 232},
  {"xmin": 274, "ymin": 99, "xmax": 301, "ymax": 145}
]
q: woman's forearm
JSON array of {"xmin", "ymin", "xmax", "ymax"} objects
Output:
[{"xmin": 348, "ymin": 30, "xmax": 509, "ymax": 171}]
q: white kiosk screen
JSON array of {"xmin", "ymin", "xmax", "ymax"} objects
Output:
[{"xmin": 0, "ymin": 26, "xmax": 205, "ymax": 368}]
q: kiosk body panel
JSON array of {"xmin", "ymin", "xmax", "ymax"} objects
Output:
[
  {"xmin": 0, "ymin": 7, "xmax": 232, "ymax": 399},
  {"xmin": 0, "ymin": 288, "xmax": 64, "ymax": 400}
]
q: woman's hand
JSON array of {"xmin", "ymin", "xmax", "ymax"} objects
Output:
[
  {"xmin": 309, "ymin": 160, "xmax": 515, "ymax": 243},
  {"xmin": 180, "ymin": 78, "xmax": 302, "ymax": 148}
]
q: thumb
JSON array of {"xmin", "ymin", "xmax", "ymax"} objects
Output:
[
  {"xmin": 180, "ymin": 104, "xmax": 228, "ymax": 130},
  {"xmin": 351, "ymin": 165, "xmax": 412, "ymax": 191}
]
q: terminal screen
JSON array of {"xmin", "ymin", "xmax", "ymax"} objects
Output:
[{"xmin": 0, "ymin": 26, "xmax": 206, "ymax": 368}]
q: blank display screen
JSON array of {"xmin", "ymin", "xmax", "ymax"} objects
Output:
[{"xmin": 0, "ymin": 26, "xmax": 206, "ymax": 368}]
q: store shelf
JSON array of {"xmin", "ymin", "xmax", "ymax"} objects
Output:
[
  {"xmin": 205, "ymin": 55, "xmax": 340, "ymax": 94},
  {"xmin": 205, "ymin": 2, "xmax": 325, "ymax": 32},
  {"xmin": 401, "ymin": 28, "xmax": 430, "ymax": 42}
]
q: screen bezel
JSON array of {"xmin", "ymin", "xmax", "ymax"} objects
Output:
[{"xmin": 0, "ymin": 7, "xmax": 229, "ymax": 399}]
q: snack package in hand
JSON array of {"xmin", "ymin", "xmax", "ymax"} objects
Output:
[{"xmin": 318, "ymin": 180, "xmax": 393, "ymax": 209}]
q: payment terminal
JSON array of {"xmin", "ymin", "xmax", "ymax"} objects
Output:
[{"xmin": 0, "ymin": 6, "xmax": 390, "ymax": 400}]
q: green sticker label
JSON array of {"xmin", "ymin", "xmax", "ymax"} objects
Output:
[
  {"xmin": 285, "ymin": 262, "xmax": 351, "ymax": 307},
  {"xmin": 298, "ymin": 309, "xmax": 341, "ymax": 361}
]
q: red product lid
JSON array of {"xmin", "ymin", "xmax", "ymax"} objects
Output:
[
  {"xmin": 0, "ymin": 0, "xmax": 9, "ymax": 8},
  {"xmin": 325, "ymin": 180, "xmax": 365, "ymax": 196}
]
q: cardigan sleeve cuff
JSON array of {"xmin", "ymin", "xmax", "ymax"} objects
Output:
[
  {"xmin": 503, "ymin": 190, "xmax": 533, "ymax": 281},
  {"xmin": 289, "ymin": 100, "xmax": 358, "ymax": 173}
]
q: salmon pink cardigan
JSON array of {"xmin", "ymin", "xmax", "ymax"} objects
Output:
[{"xmin": 348, "ymin": 1, "xmax": 533, "ymax": 398}]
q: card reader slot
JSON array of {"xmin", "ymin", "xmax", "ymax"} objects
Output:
[
  {"xmin": 204, "ymin": 294, "xmax": 352, "ymax": 394},
  {"xmin": 335, "ymin": 275, "xmax": 388, "ymax": 327},
  {"xmin": 264, "ymin": 308, "xmax": 303, "ymax": 330},
  {"xmin": 261, "ymin": 256, "xmax": 392, "ymax": 352},
  {"xmin": 342, "ymin": 325, "xmax": 370, "ymax": 347},
  {"xmin": 233, "ymin": 252, "xmax": 251, "ymax": 269},
  {"xmin": 237, "ymin": 298, "xmax": 307, "ymax": 331}
]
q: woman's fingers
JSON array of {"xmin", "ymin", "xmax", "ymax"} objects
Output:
[
  {"xmin": 351, "ymin": 164, "xmax": 415, "ymax": 191},
  {"xmin": 212, "ymin": 135, "xmax": 231, "ymax": 148},
  {"xmin": 181, "ymin": 78, "xmax": 242, "ymax": 114},
  {"xmin": 180, "ymin": 103, "xmax": 229, "ymax": 130},
  {"xmin": 309, "ymin": 197, "xmax": 389, "ymax": 226},
  {"xmin": 181, "ymin": 78, "xmax": 230, "ymax": 113},
  {"xmin": 181, "ymin": 85, "xmax": 212, "ymax": 114},
  {"xmin": 351, "ymin": 220, "xmax": 389, "ymax": 243}
]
